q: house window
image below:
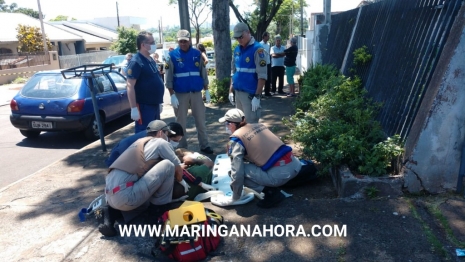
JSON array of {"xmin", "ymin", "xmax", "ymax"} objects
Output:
[{"xmin": 0, "ymin": 48, "xmax": 13, "ymax": 54}]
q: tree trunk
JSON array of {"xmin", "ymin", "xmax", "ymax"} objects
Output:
[{"xmin": 212, "ymin": 0, "xmax": 231, "ymax": 85}]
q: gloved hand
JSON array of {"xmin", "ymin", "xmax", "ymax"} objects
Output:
[
  {"xmin": 159, "ymin": 104, "xmax": 163, "ymax": 114},
  {"xmin": 228, "ymin": 92, "xmax": 235, "ymax": 106},
  {"xmin": 251, "ymin": 97, "xmax": 260, "ymax": 112},
  {"xmin": 179, "ymin": 179, "xmax": 190, "ymax": 193},
  {"xmin": 200, "ymin": 183, "xmax": 216, "ymax": 191},
  {"xmin": 170, "ymin": 94, "xmax": 179, "ymax": 108},
  {"xmin": 130, "ymin": 107, "xmax": 140, "ymax": 121},
  {"xmin": 205, "ymin": 90, "xmax": 211, "ymax": 104}
]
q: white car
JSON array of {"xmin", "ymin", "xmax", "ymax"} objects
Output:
[{"xmin": 205, "ymin": 51, "xmax": 215, "ymax": 70}]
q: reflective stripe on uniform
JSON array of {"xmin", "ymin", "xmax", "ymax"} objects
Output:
[
  {"xmin": 174, "ymin": 71, "xmax": 201, "ymax": 77},
  {"xmin": 236, "ymin": 68, "xmax": 256, "ymax": 73}
]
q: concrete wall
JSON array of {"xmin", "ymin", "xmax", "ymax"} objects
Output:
[
  {"xmin": 0, "ymin": 43, "xmax": 17, "ymax": 54},
  {"xmin": 0, "ymin": 51, "xmax": 59, "ymax": 85},
  {"xmin": 403, "ymin": 6, "xmax": 465, "ymax": 193}
]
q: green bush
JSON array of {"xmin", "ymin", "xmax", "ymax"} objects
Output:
[
  {"xmin": 285, "ymin": 68, "xmax": 404, "ymax": 176},
  {"xmin": 11, "ymin": 76, "xmax": 28, "ymax": 84},
  {"xmin": 353, "ymin": 45, "xmax": 372, "ymax": 66},
  {"xmin": 208, "ymin": 77, "xmax": 230, "ymax": 104},
  {"xmin": 294, "ymin": 64, "xmax": 340, "ymax": 111}
]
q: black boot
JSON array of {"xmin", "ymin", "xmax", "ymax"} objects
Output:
[
  {"xmin": 98, "ymin": 205, "xmax": 118, "ymax": 237},
  {"xmin": 257, "ymin": 186, "xmax": 285, "ymax": 208}
]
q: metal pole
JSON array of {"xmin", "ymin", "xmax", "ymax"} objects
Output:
[
  {"xmin": 116, "ymin": 1, "xmax": 120, "ymax": 27},
  {"xmin": 300, "ymin": 0, "xmax": 304, "ymax": 37},
  {"xmin": 87, "ymin": 77, "xmax": 106, "ymax": 152},
  {"xmin": 36, "ymin": 0, "xmax": 48, "ymax": 52}
]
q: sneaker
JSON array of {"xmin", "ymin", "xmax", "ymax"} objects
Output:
[
  {"xmin": 256, "ymin": 188, "xmax": 285, "ymax": 208},
  {"xmin": 277, "ymin": 91, "xmax": 286, "ymax": 95},
  {"xmin": 264, "ymin": 93, "xmax": 273, "ymax": 97},
  {"xmin": 200, "ymin": 147, "xmax": 213, "ymax": 154},
  {"xmin": 98, "ymin": 206, "xmax": 118, "ymax": 237}
]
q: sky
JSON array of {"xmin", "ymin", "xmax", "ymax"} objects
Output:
[{"xmin": 9, "ymin": 0, "xmax": 363, "ymax": 29}]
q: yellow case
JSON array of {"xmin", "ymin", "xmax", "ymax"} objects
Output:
[{"xmin": 168, "ymin": 201, "xmax": 207, "ymax": 227}]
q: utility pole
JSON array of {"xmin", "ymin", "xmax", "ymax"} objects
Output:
[
  {"xmin": 36, "ymin": 0, "xmax": 48, "ymax": 52},
  {"xmin": 178, "ymin": 0, "xmax": 192, "ymax": 42},
  {"xmin": 116, "ymin": 1, "xmax": 120, "ymax": 27},
  {"xmin": 300, "ymin": 0, "xmax": 304, "ymax": 37}
]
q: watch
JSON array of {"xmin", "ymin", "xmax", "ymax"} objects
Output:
[{"xmin": 254, "ymin": 94, "xmax": 261, "ymax": 99}]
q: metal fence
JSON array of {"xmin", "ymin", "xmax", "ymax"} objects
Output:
[
  {"xmin": 0, "ymin": 52, "xmax": 50, "ymax": 70},
  {"xmin": 58, "ymin": 50, "xmax": 117, "ymax": 69},
  {"xmin": 322, "ymin": 0, "xmax": 463, "ymax": 140}
]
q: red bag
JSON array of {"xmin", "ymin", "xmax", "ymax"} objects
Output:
[{"xmin": 157, "ymin": 208, "xmax": 223, "ymax": 262}]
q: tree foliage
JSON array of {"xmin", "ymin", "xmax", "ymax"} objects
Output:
[
  {"xmin": 229, "ymin": 0, "xmax": 284, "ymax": 41},
  {"xmin": 49, "ymin": 15, "xmax": 76, "ymax": 21},
  {"xmin": 110, "ymin": 27, "xmax": 139, "ymax": 55},
  {"xmin": 0, "ymin": 0, "xmax": 41, "ymax": 19},
  {"xmin": 169, "ymin": 0, "xmax": 212, "ymax": 45},
  {"xmin": 16, "ymin": 24, "xmax": 52, "ymax": 52}
]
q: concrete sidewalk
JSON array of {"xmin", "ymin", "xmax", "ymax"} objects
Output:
[
  {"xmin": 0, "ymin": 83, "xmax": 22, "ymax": 107},
  {"xmin": 0, "ymin": 87, "xmax": 464, "ymax": 261}
]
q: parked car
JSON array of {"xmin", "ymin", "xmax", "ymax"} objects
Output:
[
  {"xmin": 102, "ymin": 55, "xmax": 126, "ymax": 71},
  {"xmin": 205, "ymin": 51, "xmax": 215, "ymax": 71},
  {"xmin": 9, "ymin": 69, "xmax": 131, "ymax": 140}
]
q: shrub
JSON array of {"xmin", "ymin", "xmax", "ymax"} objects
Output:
[
  {"xmin": 208, "ymin": 77, "xmax": 230, "ymax": 104},
  {"xmin": 294, "ymin": 64, "xmax": 340, "ymax": 111},
  {"xmin": 353, "ymin": 45, "xmax": 372, "ymax": 66},
  {"xmin": 11, "ymin": 76, "xmax": 28, "ymax": 84},
  {"xmin": 285, "ymin": 69, "xmax": 403, "ymax": 176}
]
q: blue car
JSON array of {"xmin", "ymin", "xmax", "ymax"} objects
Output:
[{"xmin": 9, "ymin": 70, "xmax": 131, "ymax": 140}]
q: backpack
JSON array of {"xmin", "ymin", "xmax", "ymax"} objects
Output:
[
  {"xmin": 153, "ymin": 208, "xmax": 223, "ymax": 262},
  {"xmin": 283, "ymin": 159, "xmax": 319, "ymax": 188}
]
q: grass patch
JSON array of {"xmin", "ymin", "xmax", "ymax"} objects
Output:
[
  {"xmin": 426, "ymin": 203, "xmax": 465, "ymax": 249},
  {"xmin": 408, "ymin": 199, "xmax": 450, "ymax": 259},
  {"xmin": 337, "ymin": 244, "xmax": 346, "ymax": 262}
]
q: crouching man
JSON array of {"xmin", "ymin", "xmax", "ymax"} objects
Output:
[{"xmin": 99, "ymin": 120, "xmax": 186, "ymax": 237}]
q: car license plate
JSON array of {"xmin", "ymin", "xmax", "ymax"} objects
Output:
[{"xmin": 32, "ymin": 121, "xmax": 52, "ymax": 129}]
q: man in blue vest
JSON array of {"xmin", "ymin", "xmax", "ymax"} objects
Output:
[
  {"xmin": 126, "ymin": 31, "xmax": 165, "ymax": 133},
  {"xmin": 165, "ymin": 29, "xmax": 213, "ymax": 154},
  {"xmin": 229, "ymin": 22, "xmax": 268, "ymax": 124}
]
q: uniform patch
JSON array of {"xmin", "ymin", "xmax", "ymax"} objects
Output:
[
  {"xmin": 127, "ymin": 69, "xmax": 132, "ymax": 75},
  {"xmin": 164, "ymin": 63, "xmax": 169, "ymax": 69},
  {"xmin": 258, "ymin": 48, "xmax": 265, "ymax": 58},
  {"xmin": 245, "ymin": 57, "xmax": 250, "ymax": 63},
  {"xmin": 195, "ymin": 61, "xmax": 200, "ymax": 67},
  {"xmin": 259, "ymin": 60, "xmax": 266, "ymax": 67}
]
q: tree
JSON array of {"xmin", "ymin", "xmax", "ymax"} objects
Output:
[
  {"xmin": 212, "ymin": 0, "xmax": 231, "ymax": 97},
  {"xmin": 273, "ymin": 0, "xmax": 307, "ymax": 39},
  {"xmin": 169, "ymin": 0, "xmax": 212, "ymax": 45},
  {"xmin": 0, "ymin": 1, "xmax": 41, "ymax": 19},
  {"xmin": 49, "ymin": 15, "xmax": 76, "ymax": 21},
  {"xmin": 229, "ymin": 0, "xmax": 284, "ymax": 41},
  {"xmin": 110, "ymin": 27, "xmax": 138, "ymax": 55},
  {"xmin": 16, "ymin": 24, "xmax": 52, "ymax": 52}
]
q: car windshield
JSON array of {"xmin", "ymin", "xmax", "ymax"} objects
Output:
[
  {"xmin": 21, "ymin": 74, "xmax": 81, "ymax": 98},
  {"xmin": 103, "ymin": 56, "xmax": 125, "ymax": 65},
  {"xmin": 206, "ymin": 52, "xmax": 215, "ymax": 60}
]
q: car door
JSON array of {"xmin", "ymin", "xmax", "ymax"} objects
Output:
[
  {"xmin": 107, "ymin": 72, "xmax": 130, "ymax": 116},
  {"xmin": 93, "ymin": 74, "xmax": 120, "ymax": 122}
]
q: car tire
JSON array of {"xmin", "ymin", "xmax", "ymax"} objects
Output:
[
  {"xmin": 84, "ymin": 114, "xmax": 104, "ymax": 141},
  {"xmin": 20, "ymin": 130, "xmax": 41, "ymax": 139}
]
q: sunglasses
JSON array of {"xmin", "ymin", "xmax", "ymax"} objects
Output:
[{"xmin": 234, "ymin": 34, "xmax": 244, "ymax": 40}]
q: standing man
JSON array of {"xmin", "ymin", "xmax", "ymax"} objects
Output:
[
  {"xmin": 126, "ymin": 31, "xmax": 165, "ymax": 133},
  {"xmin": 270, "ymin": 35, "xmax": 286, "ymax": 95},
  {"xmin": 259, "ymin": 32, "xmax": 272, "ymax": 97},
  {"xmin": 284, "ymin": 37, "xmax": 299, "ymax": 97},
  {"xmin": 121, "ymin": 53, "xmax": 132, "ymax": 76},
  {"xmin": 165, "ymin": 29, "xmax": 213, "ymax": 154},
  {"xmin": 229, "ymin": 22, "xmax": 267, "ymax": 124}
]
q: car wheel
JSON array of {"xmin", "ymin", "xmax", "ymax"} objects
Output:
[
  {"xmin": 20, "ymin": 130, "xmax": 41, "ymax": 139},
  {"xmin": 84, "ymin": 115, "xmax": 104, "ymax": 141}
]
